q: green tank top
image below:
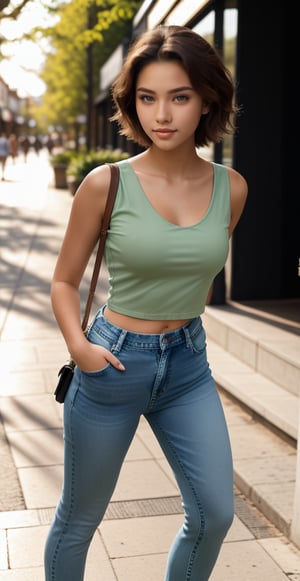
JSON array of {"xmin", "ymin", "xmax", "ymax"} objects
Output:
[{"xmin": 105, "ymin": 159, "xmax": 230, "ymax": 319}]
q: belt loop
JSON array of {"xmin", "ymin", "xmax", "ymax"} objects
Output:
[
  {"xmin": 100, "ymin": 304, "xmax": 107, "ymax": 317},
  {"xmin": 113, "ymin": 329, "xmax": 127, "ymax": 353},
  {"xmin": 183, "ymin": 326, "xmax": 192, "ymax": 349}
]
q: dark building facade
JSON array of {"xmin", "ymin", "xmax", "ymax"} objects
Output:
[{"xmin": 95, "ymin": 0, "xmax": 299, "ymax": 306}]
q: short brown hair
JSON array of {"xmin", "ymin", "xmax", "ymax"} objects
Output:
[{"xmin": 111, "ymin": 25, "xmax": 237, "ymax": 148}]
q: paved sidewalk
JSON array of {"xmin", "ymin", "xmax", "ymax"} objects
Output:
[{"xmin": 0, "ymin": 152, "xmax": 300, "ymax": 580}]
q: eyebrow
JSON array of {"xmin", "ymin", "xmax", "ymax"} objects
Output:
[{"xmin": 136, "ymin": 86, "xmax": 194, "ymax": 94}]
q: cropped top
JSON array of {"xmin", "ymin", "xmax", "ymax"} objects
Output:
[{"xmin": 104, "ymin": 159, "xmax": 230, "ymax": 320}]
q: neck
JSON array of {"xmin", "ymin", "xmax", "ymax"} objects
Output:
[{"xmin": 140, "ymin": 145, "xmax": 203, "ymax": 177}]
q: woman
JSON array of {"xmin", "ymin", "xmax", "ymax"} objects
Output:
[{"xmin": 45, "ymin": 25, "xmax": 248, "ymax": 580}]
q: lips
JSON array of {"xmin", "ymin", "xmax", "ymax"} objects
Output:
[{"xmin": 153, "ymin": 129, "xmax": 176, "ymax": 138}]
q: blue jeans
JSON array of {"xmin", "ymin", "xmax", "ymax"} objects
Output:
[{"xmin": 44, "ymin": 306, "xmax": 234, "ymax": 580}]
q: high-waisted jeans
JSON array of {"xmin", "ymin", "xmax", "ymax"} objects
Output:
[{"xmin": 44, "ymin": 305, "xmax": 234, "ymax": 580}]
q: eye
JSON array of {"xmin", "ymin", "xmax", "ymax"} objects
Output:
[
  {"xmin": 174, "ymin": 95, "xmax": 189, "ymax": 103},
  {"xmin": 138, "ymin": 95, "xmax": 154, "ymax": 103}
]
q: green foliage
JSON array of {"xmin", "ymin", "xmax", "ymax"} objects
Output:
[
  {"xmin": 0, "ymin": 0, "xmax": 142, "ymax": 132},
  {"xmin": 38, "ymin": 0, "xmax": 88, "ymax": 128},
  {"xmin": 50, "ymin": 149, "xmax": 78, "ymax": 166},
  {"xmin": 67, "ymin": 148, "xmax": 129, "ymax": 180},
  {"xmin": 36, "ymin": 0, "xmax": 143, "ymax": 131}
]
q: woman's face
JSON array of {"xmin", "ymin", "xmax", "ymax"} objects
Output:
[{"xmin": 135, "ymin": 60, "xmax": 209, "ymax": 150}]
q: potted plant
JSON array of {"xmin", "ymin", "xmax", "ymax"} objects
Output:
[
  {"xmin": 50, "ymin": 150, "xmax": 77, "ymax": 189},
  {"xmin": 66, "ymin": 149, "xmax": 129, "ymax": 195}
]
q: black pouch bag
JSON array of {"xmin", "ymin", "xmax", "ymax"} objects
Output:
[{"xmin": 54, "ymin": 360, "xmax": 75, "ymax": 403}]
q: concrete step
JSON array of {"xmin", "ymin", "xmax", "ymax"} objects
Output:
[
  {"xmin": 219, "ymin": 388, "xmax": 296, "ymax": 540},
  {"xmin": 202, "ymin": 303, "xmax": 300, "ymax": 441}
]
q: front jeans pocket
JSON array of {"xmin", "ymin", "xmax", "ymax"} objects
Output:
[{"xmin": 80, "ymin": 320, "xmax": 117, "ymax": 375}]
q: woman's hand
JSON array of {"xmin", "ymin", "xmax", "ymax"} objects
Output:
[{"xmin": 73, "ymin": 342, "xmax": 125, "ymax": 373}]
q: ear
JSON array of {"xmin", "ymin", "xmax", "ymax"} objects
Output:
[{"xmin": 201, "ymin": 102, "xmax": 210, "ymax": 115}]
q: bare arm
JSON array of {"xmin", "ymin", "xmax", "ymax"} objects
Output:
[
  {"xmin": 51, "ymin": 164, "xmax": 124, "ymax": 372},
  {"xmin": 227, "ymin": 167, "xmax": 248, "ymax": 237}
]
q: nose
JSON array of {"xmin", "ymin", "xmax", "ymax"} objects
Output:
[{"xmin": 155, "ymin": 100, "xmax": 171, "ymax": 123}]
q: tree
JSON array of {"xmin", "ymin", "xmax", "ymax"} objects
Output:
[
  {"xmin": 0, "ymin": 0, "xmax": 9, "ymax": 11},
  {"xmin": 33, "ymin": 0, "xmax": 142, "ymax": 136},
  {"xmin": 0, "ymin": 0, "xmax": 32, "ymax": 20},
  {"xmin": 0, "ymin": 0, "xmax": 62, "ymax": 20},
  {"xmin": 0, "ymin": 0, "xmax": 65, "ymax": 100},
  {"xmin": 0, "ymin": 0, "xmax": 62, "ymax": 34}
]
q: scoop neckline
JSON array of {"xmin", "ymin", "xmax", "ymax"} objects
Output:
[{"xmin": 123, "ymin": 160, "xmax": 217, "ymax": 229}]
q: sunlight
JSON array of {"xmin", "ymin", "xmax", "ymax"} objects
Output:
[{"xmin": 0, "ymin": 1, "xmax": 59, "ymax": 96}]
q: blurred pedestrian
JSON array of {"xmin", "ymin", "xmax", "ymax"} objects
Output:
[
  {"xmin": 33, "ymin": 136, "xmax": 42, "ymax": 155},
  {"xmin": 19, "ymin": 135, "xmax": 30, "ymax": 162},
  {"xmin": 0, "ymin": 132, "xmax": 9, "ymax": 180},
  {"xmin": 46, "ymin": 135, "xmax": 54, "ymax": 155},
  {"xmin": 45, "ymin": 25, "xmax": 248, "ymax": 581},
  {"xmin": 8, "ymin": 133, "xmax": 18, "ymax": 163}
]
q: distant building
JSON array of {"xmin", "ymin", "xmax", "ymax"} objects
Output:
[{"xmin": 0, "ymin": 77, "xmax": 22, "ymax": 135}]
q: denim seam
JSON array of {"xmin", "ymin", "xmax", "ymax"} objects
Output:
[
  {"xmin": 151, "ymin": 419, "xmax": 205, "ymax": 581},
  {"xmin": 147, "ymin": 350, "xmax": 169, "ymax": 410},
  {"xmin": 50, "ymin": 392, "xmax": 77, "ymax": 580}
]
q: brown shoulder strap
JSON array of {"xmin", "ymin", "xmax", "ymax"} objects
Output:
[{"xmin": 81, "ymin": 163, "xmax": 119, "ymax": 332}]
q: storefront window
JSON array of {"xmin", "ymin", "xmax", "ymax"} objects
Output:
[
  {"xmin": 223, "ymin": 9, "xmax": 238, "ymax": 299},
  {"xmin": 193, "ymin": 6, "xmax": 238, "ymax": 302},
  {"xmin": 193, "ymin": 11, "xmax": 214, "ymax": 45},
  {"xmin": 193, "ymin": 13, "xmax": 215, "ymax": 161},
  {"xmin": 222, "ymin": 8, "xmax": 238, "ymax": 167}
]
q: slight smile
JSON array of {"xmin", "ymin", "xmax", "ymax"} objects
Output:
[{"xmin": 152, "ymin": 129, "xmax": 177, "ymax": 138}]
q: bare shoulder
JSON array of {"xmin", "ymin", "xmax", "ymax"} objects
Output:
[
  {"xmin": 227, "ymin": 166, "xmax": 248, "ymax": 200},
  {"xmin": 72, "ymin": 163, "xmax": 113, "ymax": 217},
  {"xmin": 52, "ymin": 163, "xmax": 117, "ymax": 287},
  {"xmin": 64, "ymin": 163, "xmax": 116, "ymax": 261},
  {"xmin": 226, "ymin": 166, "xmax": 248, "ymax": 236}
]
